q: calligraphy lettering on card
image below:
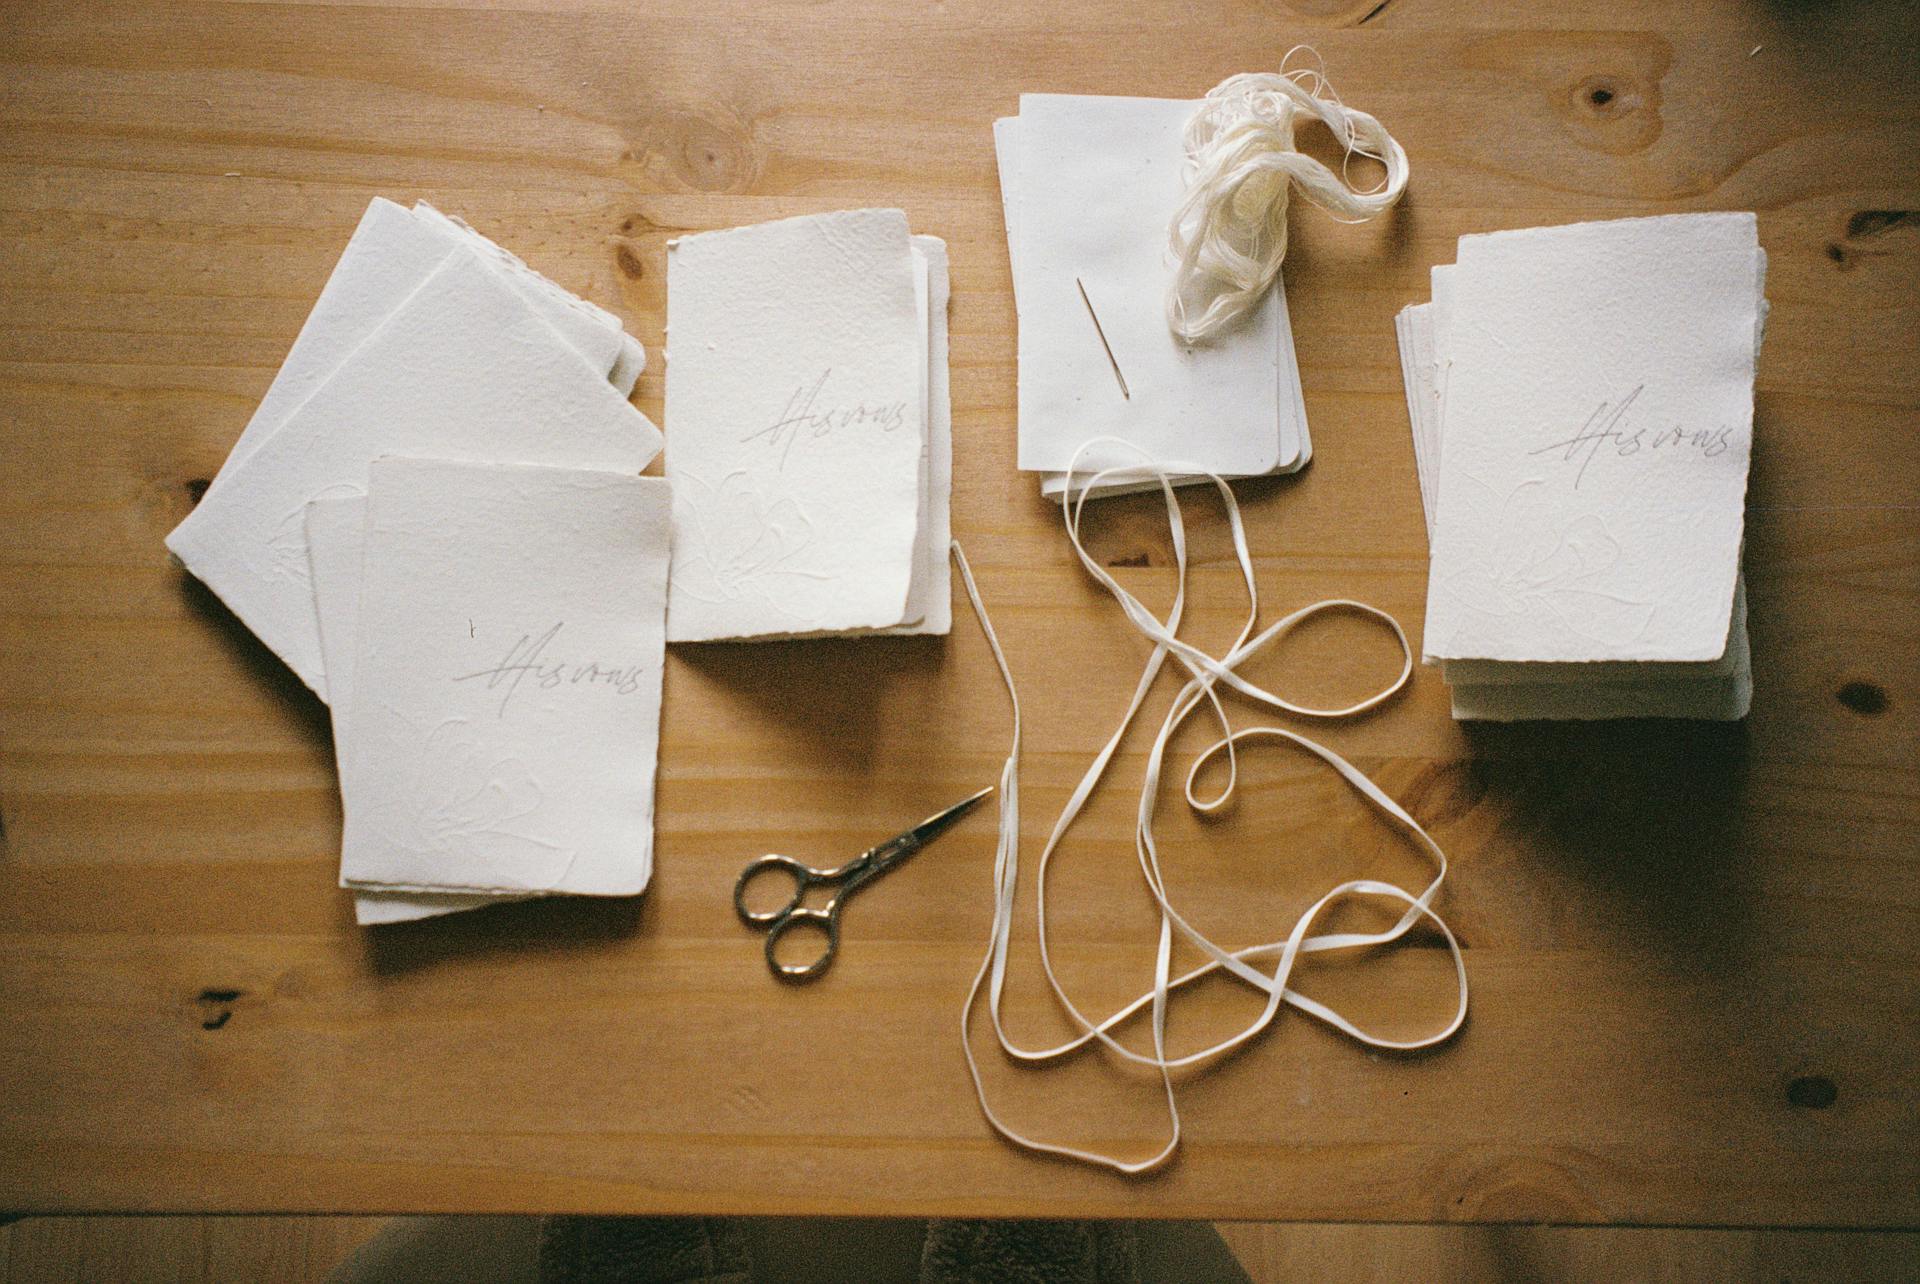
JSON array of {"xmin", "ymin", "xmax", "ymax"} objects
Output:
[
  {"xmin": 339, "ymin": 459, "xmax": 670, "ymax": 899},
  {"xmin": 1422, "ymin": 214, "xmax": 1762, "ymax": 664},
  {"xmin": 664, "ymin": 210, "xmax": 934, "ymax": 642}
]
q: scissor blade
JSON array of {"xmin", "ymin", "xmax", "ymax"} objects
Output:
[{"xmin": 879, "ymin": 785, "xmax": 993, "ymax": 865}]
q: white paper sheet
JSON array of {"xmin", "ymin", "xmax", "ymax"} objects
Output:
[
  {"xmin": 993, "ymin": 110, "xmax": 1309, "ymax": 499},
  {"xmin": 339, "ymin": 459, "xmax": 670, "ymax": 897},
  {"xmin": 166, "ymin": 247, "xmax": 663, "ymax": 694},
  {"xmin": 663, "ymin": 210, "xmax": 927, "ymax": 642},
  {"xmin": 1402, "ymin": 298, "xmax": 1742, "ymax": 689},
  {"xmin": 1416, "ymin": 261, "xmax": 1768, "ymax": 687},
  {"xmin": 305, "ymin": 496, "xmax": 515, "ymax": 924},
  {"xmin": 209, "ymin": 198, "xmax": 635, "ymax": 492},
  {"xmin": 1008, "ymin": 96, "xmax": 1292, "ymax": 477},
  {"xmin": 1423, "ymin": 214, "xmax": 1761, "ymax": 663}
]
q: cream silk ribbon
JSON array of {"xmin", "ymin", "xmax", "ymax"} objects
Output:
[{"xmin": 951, "ymin": 439, "xmax": 1467, "ymax": 1173}]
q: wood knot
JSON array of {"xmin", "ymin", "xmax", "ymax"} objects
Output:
[
  {"xmin": 1570, "ymin": 73, "xmax": 1649, "ymax": 128},
  {"xmin": 1835, "ymin": 681, "xmax": 1887, "ymax": 716},
  {"xmin": 184, "ymin": 478, "xmax": 211, "ymax": 506},
  {"xmin": 1786, "ymin": 1074, "xmax": 1837, "ymax": 1109},
  {"xmin": 1846, "ymin": 210, "xmax": 1919, "ymax": 240},
  {"xmin": 666, "ymin": 113, "xmax": 758, "ymax": 194},
  {"xmin": 615, "ymin": 243, "xmax": 645, "ymax": 281},
  {"xmin": 1827, "ymin": 211, "xmax": 1916, "ymax": 271},
  {"xmin": 195, "ymin": 987, "xmax": 244, "ymax": 1030},
  {"xmin": 1558, "ymin": 54, "xmax": 1665, "ymax": 155}
]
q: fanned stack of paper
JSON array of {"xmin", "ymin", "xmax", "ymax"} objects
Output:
[
  {"xmin": 993, "ymin": 95, "xmax": 1310, "ymax": 500},
  {"xmin": 1396, "ymin": 213, "xmax": 1765, "ymax": 721},
  {"xmin": 663, "ymin": 209, "xmax": 953, "ymax": 641},
  {"xmin": 166, "ymin": 198, "xmax": 669, "ymax": 923}
]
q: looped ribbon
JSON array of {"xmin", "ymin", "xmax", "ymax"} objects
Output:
[
  {"xmin": 1168, "ymin": 48, "xmax": 1411, "ymax": 344},
  {"xmin": 952, "ymin": 438, "xmax": 1467, "ymax": 1174}
]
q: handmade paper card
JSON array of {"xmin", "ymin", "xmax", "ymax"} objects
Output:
[
  {"xmin": 339, "ymin": 459, "xmax": 670, "ymax": 897},
  {"xmin": 994, "ymin": 110, "xmax": 1307, "ymax": 499},
  {"xmin": 1008, "ymin": 95, "xmax": 1290, "ymax": 477},
  {"xmin": 305, "ymin": 496, "xmax": 511, "ymax": 924},
  {"xmin": 167, "ymin": 247, "xmax": 663, "ymax": 693},
  {"xmin": 663, "ymin": 209, "xmax": 925, "ymax": 642},
  {"xmin": 1406, "ymin": 249, "xmax": 1766, "ymax": 688},
  {"xmin": 1423, "ymin": 213, "xmax": 1761, "ymax": 663},
  {"xmin": 210, "ymin": 198, "xmax": 635, "ymax": 491},
  {"xmin": 888, "ymin": 237, "xmax": 955, "ymax": 636}
]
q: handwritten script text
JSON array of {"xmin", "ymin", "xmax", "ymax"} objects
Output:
[
  {"xmin": 453, "ymin": 623, "xmax": 648, "ymax": 716},
  {"xmin": 1528, "ymin": 385, "xmax": 1735, "ymax": 488},
  {"xmin": 740, "ymin": 369, "xmax": 907, "ymax": 468}
]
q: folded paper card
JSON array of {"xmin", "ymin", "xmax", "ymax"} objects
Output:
[
  {"xmin": 994, "ymin": 97, "xmax": 1309, "ymax": 495},
  {"xmin": 663, "ymin": 209, "xmax": 949, "ymax": 641},
  {"xmin": 1422, "ymin": 213, "xmax": 1762, "ymax": 665},
  {"xmin": 338, "ymin": 459, "xmax": 670, "ymax": 897},
  {"xmin": 1398, "ymin": 214, "xmax": 1765, "ymax": 721},
  {"xmin": 167, "ymin": 246, "xmax": 662, "ymax": 693}
]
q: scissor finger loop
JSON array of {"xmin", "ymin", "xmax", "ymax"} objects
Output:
[
  {"xmin": 762, "ymin": 905, "xmax": 840, "ymax": 981},
  {"xmin": 734, "ymin": 854, "xmax": 823, "ymax": 925}
]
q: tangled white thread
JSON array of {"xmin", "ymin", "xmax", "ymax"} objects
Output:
[
  {"xmin": 952, "ymin": 439, "xmax": 1467, "ymax": 1174},
  {"xmin": 1168, "ymin": 49, "xmax": 1411, "ymax": 343}
]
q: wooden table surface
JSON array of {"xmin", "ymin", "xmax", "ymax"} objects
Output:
[{"xmin": 3, "ymin": 0, "xmax": 1916, "ymax": 1226}]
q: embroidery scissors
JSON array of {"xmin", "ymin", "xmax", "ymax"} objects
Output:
[{"xmin": 734, "ymin": 786, "xmax": 993, "ymax": 982}]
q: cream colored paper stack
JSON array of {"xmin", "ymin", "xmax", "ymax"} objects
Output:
[
  {"xmin": 166, "ymin": 198, "xmax": 669, "ymax": 923},
  {"xmin": 662, "ymin": 209, "xmax": 954, "ymax": 641},
  {"xmin": 1396, "ymin": 213, "xmax": 1766, "ymax": 721},
  {"xmin": 994, "ymin": 96, "xmax": 1311, "ymax": 500}
]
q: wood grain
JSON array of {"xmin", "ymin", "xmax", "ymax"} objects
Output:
[{"xmin": 2, "ymin": 0, "xmax": 1917, "ymax": 1223}]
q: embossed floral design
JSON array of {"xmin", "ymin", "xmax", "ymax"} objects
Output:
[
  {"xmin": 363, "ymin": 719, "xmax": 570, "ymax": 891},
  {"xmin": 672, "ymin": 469, "xmax": 834, "ymax": 610},
  {"xmin": 1441, "ymin": 478, "xmax": 1656, "ymax": 648}
]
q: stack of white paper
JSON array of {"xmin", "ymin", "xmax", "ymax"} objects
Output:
[
  {"xmin": 1396, "ymin": 213, "xmax": 1766, "ymax": 721},
  {"xmin": 662, "ymin": 209, "xmax": 953, "ymax": 641},
  {"xmin": 993, "ymin": 95, "xmax": 1311, "ymax": 500},
  {"xmin": 166, "ymin": 198, "xmax": 669, "ymax": 922}
]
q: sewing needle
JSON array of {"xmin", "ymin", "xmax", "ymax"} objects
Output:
[{"xmin": 1076, "ymin": 276, "xmax": 1131, "ymax": 400}]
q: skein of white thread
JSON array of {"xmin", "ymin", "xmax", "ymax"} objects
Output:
[
  {"xmin": 1168, "ymin": 49, "xmax": 1411, "ymax": 343},
  {"xmin": 950, "ymin": 438, "xmax": 1467, "ymax": 1174}
]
